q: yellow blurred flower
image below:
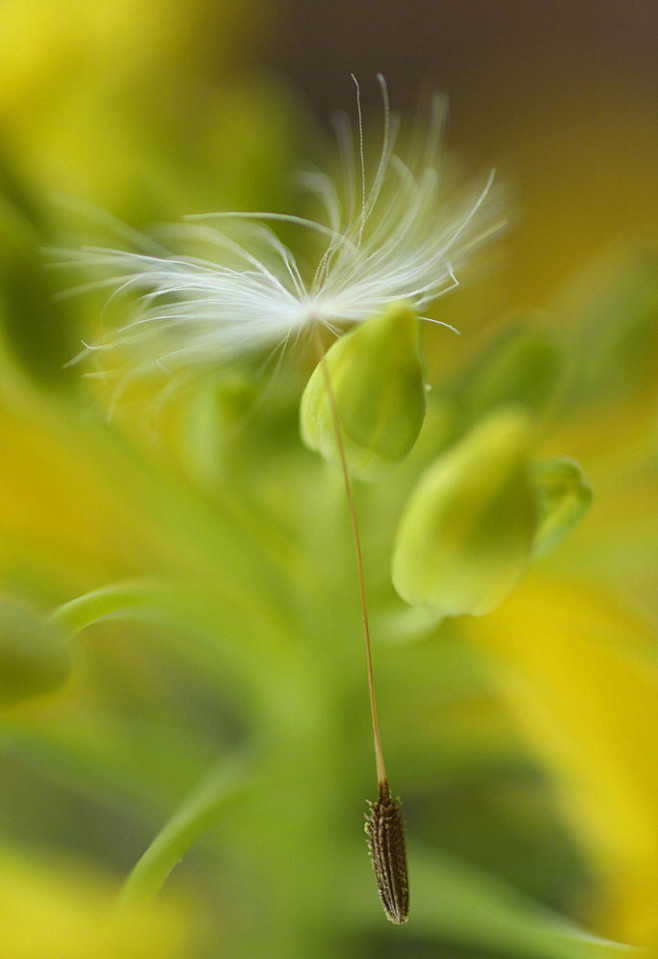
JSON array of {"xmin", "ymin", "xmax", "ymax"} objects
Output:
[
  {"xmin": 464, "ymin": 576, "xmax": 658, "ymax": 949},
  {"xmin": 458, "ymin": 237, "xmax": 658, "ymax": 949},
  {"xmin": 0, "ymin": 843, "xmax": 195, "ymax": 959}
]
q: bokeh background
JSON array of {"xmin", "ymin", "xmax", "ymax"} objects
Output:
[{"xmin": 1, "ymin": 2, "xmax": 657, "ymax": 958}]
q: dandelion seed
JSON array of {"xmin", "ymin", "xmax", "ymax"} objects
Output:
[
  {"xmin": 62, "ymin": 75, "xmax": 504, "ymax": 394},
  {"xmin": 312, "ymin": 328, "xmax": 408, "ymax": 923},
  {"xmin": 60, "ymin": 77, "xmax": 505, "ymax": 924}
]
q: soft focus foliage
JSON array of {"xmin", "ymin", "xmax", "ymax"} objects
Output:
[
  {"xmin": 0, "ymin": 4, "xmax": 656, "ymax": 959},
  {"xmin": 0, "ymin": 598, "xmax": 70, "ymax": 705},
  {"xmin": 0, "ymin": 843, "xmax": 194, "ymax": 959}
]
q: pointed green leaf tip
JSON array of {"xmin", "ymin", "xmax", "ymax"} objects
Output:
[
  {"xmin": 392, "ymin": 409, "xmax": 538, "ymax": 619},
  {"xmin": 300, "ymin": 303, "xmax": 427, "ymax": 481},
  {"xmin": 530, "ymin": 457, "xmax": 592, "ymax": 560}
]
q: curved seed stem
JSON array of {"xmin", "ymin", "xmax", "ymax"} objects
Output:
[{"xmin": 312, "ymin": 327, "xmax": 387, "ymax": 786}]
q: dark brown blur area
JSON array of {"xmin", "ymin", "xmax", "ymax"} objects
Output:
[{"xmin": 264, "ymin": 1, "xmax": 658, "ymax": 311}]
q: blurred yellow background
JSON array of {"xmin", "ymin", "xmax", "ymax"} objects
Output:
[{"xmin": 0, "ymin": 3, "xmax": 656, "ymax": 958}]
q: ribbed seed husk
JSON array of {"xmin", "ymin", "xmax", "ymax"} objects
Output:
[{"xmin": 365, "ymin": 779, "xmax": 409, "ymax": 924}]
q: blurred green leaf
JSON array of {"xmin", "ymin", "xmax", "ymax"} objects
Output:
[
  {"xmin": 451, "ymin": 325, "xmax": 565, "ymax": 425},
  {"xmin": 407, "ymin": 848, "xmax": 642, "ymax": 959},
  {"xmin": 50, "ymin": 581, "xmax": 170, "ymax": 636},
  {"xmin": 121, "ymin": 755, "xmax": 253, "ymax": 905},
  {"xmin": 0, "ymin": 598, "xmax": 71, "ymax": 706},
  {"xmin": 0, "ymin": 163, "xmax": 79, "ymax": 384},
  {"xmin": 557, "ymin": 238, "xmax": 658, "ymax": 403},
  {"xmin": 531, "ymin": 457, "xmax": 593, "ymax": 560}
]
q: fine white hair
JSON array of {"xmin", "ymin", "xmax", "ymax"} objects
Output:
[{"xmin": 58, "ymin": 76, "xmax": 505, "ymax": 398}]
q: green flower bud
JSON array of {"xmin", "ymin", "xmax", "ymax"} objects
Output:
[
  {"xmin": 392, "ymin": 409, "xmax": 537, "ymax": 619},
  {"xmin": 300, "ymin": 303, "xmax": 426, "ymax": 481},
  {"xmin": 530, "ymin": 457, "xmax": 592, "ymax": 560},
  {"xmin": 0, "ymin": 599, "xmax": 71, "ymax": 707}
]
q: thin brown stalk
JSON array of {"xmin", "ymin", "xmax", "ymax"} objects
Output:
[
  {"xmin": 312, "ymin": 327, "xmax": 386, "ymax": 785},
  {"xmin": 311, "ymin": 326, "xmax": 409, "ymax": 925}
]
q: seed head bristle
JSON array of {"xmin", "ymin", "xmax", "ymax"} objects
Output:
[{"xmin": 365, "ymin": 779, "xmax": 409, "ymax": 924}]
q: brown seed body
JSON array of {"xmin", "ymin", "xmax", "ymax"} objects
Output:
[{"xmin": 365, "ymin": 779, "xmax": 409, "ymax": 924}]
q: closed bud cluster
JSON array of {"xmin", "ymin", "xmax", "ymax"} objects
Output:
[
  {"xmin": 392, "ymin": 409, "xmax": 538, "ymax": 619},
  {"xmin": 300, "ymin": 303, "xmax": 427, "ymax": 481}
]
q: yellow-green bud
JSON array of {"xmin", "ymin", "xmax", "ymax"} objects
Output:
[
  {"xmin": 300, "ymin": 303, "xmax": 426, "ymax": 481},
  {"xmin": 0, "ymin": 599, "xmax": 71, "ymax": 707},
  {"xmin": 392, "ymin": 409, "xmax": 537, "ymax": 619}
]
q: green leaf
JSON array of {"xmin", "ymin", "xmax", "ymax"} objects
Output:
[
  {"xmin": 49, "ymin": 581, "xmax": 167, "ymax": 636},
  {"xmin": 120, "ymin": 756, "xmax": 253, "ymax": 905},
  {"xmin": 531, "ymin": 457, "xmax": 593, "ymax": 560},
  {"xmin": 0, "ymin": 599, "xmax": 71, "ymax": 706},
  {"xmin": 452, "ymin": 325, "xmax": 565, "ymax": 423},
  {"xmin": 407, "ymin": 848, "xmax": 642, "ymax": 959}
]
